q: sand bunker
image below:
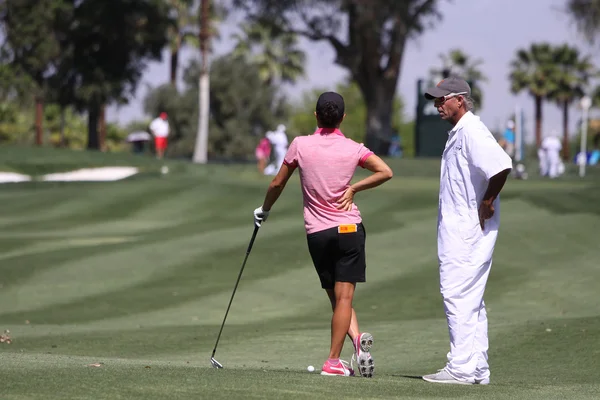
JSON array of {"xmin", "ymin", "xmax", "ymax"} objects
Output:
[
  {"xmin": 0, "ymin": 167, "xmax": 139, "ymax": 183},
  {"xmin": 41, "ymin": 167, "xmax": 139, "ymax": 182},
  {"xmin": 0, "ymin": 172, "xmax": 32, "ymax": 183}
]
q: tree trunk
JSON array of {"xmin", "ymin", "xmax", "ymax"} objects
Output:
[
  {"xmin": 193, "ymin": 70, "xmax": 210, "ymax": 163},
  {"xmin": 35, "ymin": 97, "xmax": 43, "ymax": 146},
  {"xmin": 59, "ymin": 107, "xmax": 66, "ymax": 147},
  {"xmin": 99, "ymin": 103, "xmax": 106, "ymax": 151},
  {"xmin": 354, "ymin": 46, "xmax": 401, "ymax": 155},
  {"xmin": 534, "ymin": 95, "xmax": 542, "ymax": 148},
  {"xmin": 363, "ymin": 85, "xmax": 395, "ymax": 155},
  {"xmin": 87, "ymin": 101, "xmax": 100, "ymax": 150},
  {"xmin": 342, "ymin": 4, "xmax": 403, "ymax": 156},
  {"xmin": 193, "ymin": 0, "xmax": 210, "ymax": 164},
  {"xmin": 562, "ymin": 100, "xmax": 569, "ymax": 160},
  {"xmin": 170, "ymin": 43, "xmax": 179, "ymax": 86}
]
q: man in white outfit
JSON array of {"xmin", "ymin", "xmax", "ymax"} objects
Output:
[
  {"xmin": 538, "ymin": 145, "xmax": 548, "ymax": 177},
  {"xmin": 263, "ymin": 124, "xmax": 289, "ymax": 176},
  {"xmin": 421, "ymin": 77, "xmax": 512, "ymax": 385},
  {"xmin": 541, "ymin": 132, "xmax": 563, "ymax": 179}
]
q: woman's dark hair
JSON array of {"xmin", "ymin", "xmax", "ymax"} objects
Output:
[{"xmin": 316, "ymin": 101, "xmax": 343, "ymax": 128}]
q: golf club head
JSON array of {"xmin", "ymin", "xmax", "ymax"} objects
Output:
[{"xmin": 210, "ymin": 357, "xmax": 223, "ymax": 369}]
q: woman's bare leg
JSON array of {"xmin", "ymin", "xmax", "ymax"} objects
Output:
[
  {"xmin": 326, "ymin": 282, "xmax": 357, "ymax": 359},
  {"xmin": 326, "ymin": 288, "xmax": 359, "ymax": 342}
]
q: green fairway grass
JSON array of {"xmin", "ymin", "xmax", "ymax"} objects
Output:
[{"xmin": 1, "ymin": 147, "xmax": 600, "ymax": 399}]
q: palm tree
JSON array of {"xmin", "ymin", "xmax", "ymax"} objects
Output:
[
  {"xmin": 548, "ymin": 44, "xmax": 594, "ymax": 160},
  {"xmin": 232, "ymin": 23, "xmax": 306, "ymax": 85},
  {"xmin": 567, "ymin": 0, "xmax": 600, "ymax": 44},
  {"xmin": 429, "ymin": 49, "xmax": 487, "ymax": 108},
  {"xmin": 509, "ymin": 43, "xmax": 560, "ymax": 147},
  {"xmin": 166, "ymin": 0, "xmax": 198, "ymax": 86},
  {"xmin": 592, "ymin": 84, "xmax": 600, "ymax": 108}
]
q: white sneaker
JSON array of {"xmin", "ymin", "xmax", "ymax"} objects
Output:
[
  {"xmin": 422, "ymin": 369, "xmax": 473, "ymax": 385},
  {"xmin": 475, "ymin": 377, "xmax": 490, "ymax": 385},
  {"xmin": 351, "ymin": 332, "xmax": 374, "ymax": 378}
]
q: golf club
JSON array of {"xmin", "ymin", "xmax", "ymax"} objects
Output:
[{"xmin": 210, "ymin": 224, "xmax": 260, "ymax": 369}]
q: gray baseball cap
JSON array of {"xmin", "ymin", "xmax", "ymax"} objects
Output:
[{"xmin": 424, "ymin": 76, "xmax": 471, "ymax": 99}]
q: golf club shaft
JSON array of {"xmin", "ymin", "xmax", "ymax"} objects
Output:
[{"xmin": 211, "ymin": 224, "xmax": 260, "ymax": 358}]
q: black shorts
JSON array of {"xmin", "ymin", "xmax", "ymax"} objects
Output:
[{"xmin": 306, "ymin": 223, "xmax": 367, "ymax": 289}]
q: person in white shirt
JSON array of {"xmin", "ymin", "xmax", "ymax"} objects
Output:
[
  {"xmin": 263, "ymin": 124, "xmax": 289, "ymax": 176},
  {"xmin": 537, "ymin": 145, "xmax": 548, "ymax": 177},
  {"xmin": 541, "ymin": 132, "xmax": 563, "ymax": 179},
  {"xmin": 421, "ymin": 77, "xmax": 512, "ymax": 385},
  {"xmin": 149, "ymin": 112, "xmax": 170, "ymax": 159}
]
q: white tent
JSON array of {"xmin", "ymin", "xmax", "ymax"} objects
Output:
[{"xmin": 126, "ymin": 131, "xmax": 152, "ymax": 142}]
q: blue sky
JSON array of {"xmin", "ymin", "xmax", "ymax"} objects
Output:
[{"xmin": 107, "ymin": 0, "xmax": 599, "ymax": 143}]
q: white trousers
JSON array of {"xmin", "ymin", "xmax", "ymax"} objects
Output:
[
  {"xmin": 442, "ymin": 260, "xmax": 491, "ymax": 382},
  {"xmin": 263, "ymin": 146, "xmax": 287, "ymax": 176},
  {"xmin": 438, "ymin": 214, "xmax": 497, "ymax": 383},
  {"xmin": 538, "ymin": 149, "xmax": 548, "ymax": 176},
  {"xmin": 546, "ymin": 151, "xmax": 562, "ymax": 178}
]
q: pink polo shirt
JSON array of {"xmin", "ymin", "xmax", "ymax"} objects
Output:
[{"xmin": 283, "ymin": 128, "xmax": 374, "ymax": 234}]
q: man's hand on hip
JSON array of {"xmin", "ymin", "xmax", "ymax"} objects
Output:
[
  {"xmin": 253, "ymin": 206, "xmax": 270, "ymax": 227},
  {"xmin": 478, "ymin": 200, "xmax": 495, "ymax": 230}
]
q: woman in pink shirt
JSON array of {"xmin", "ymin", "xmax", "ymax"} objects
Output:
[
  {"xmin": 253, "ymin": 92, "xmax": 393, "ymax": 377},
  {"xmin": 255, "ymin": 136, "xmax": 272, "ymax": 174}
]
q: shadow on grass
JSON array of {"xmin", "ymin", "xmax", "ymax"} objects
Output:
[{"xmin": 392, "ymin": 374, "xmax": 424, "ymax": 380}]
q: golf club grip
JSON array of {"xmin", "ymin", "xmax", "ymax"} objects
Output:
[{"xmin": 246, "ymin": 225, "xmax": 259, "ymax": 254}]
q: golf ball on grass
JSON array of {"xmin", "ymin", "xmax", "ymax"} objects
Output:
[{"xmin": 307, "ymin": 365, "xmax": 315, "ymax": 372}]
